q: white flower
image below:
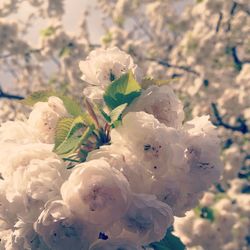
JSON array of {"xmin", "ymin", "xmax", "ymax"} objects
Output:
[
  {"xmin": 183, "ymin": 116, "xmax": 223, "ymax": 191},
  {"xmin": 0, "ymin": 142, "xmax": 55, "ymax": 178},
  {"xmin": 173, "ymin": 211, "xmax": 196, "ymax": 245},
  {"xmin": 34, "ymin": 200, "xmax": 95, "ymax": 250},
  {"xmin": 83, "ymin": 86, "xmax": 105, "ymax": 105},
  {"xmin": 227, "ymin": 179, "xmax": 250, "ymax": 216},
  {"xmin": 28, "ymin": 96, "xmax": 68, "ymax": 144},
  {"xmin": 4, "ymin": 153, "xmax": 68, "ymax": 206},
  {"xmin": 79, "ymin": 47, "xmax": 142, "ymax": 88},
  {"xmin": 90, "ymin": 238, "xmax": 142, "ymax": 250},
  {"xmin": 110, "ymin": 194, "xmax": 174, "ymax": 245},
  {"xmin": 87, "ymin": 144, "xmax": 148, "ymax": 194},
  {"xmin": 111, "ymin": 112, "xmax": 188, "ymax": 179},
  {"xmin": 150, "ymin": 177, "xmax": 202, "ymax": 216},
  {"xmin": 127, "ymin": 85, "xmax": 184, "ymax": 128},
  {"xmin": 61, "ymin": 159, "xmax": 132, "ymax": 226},
  {"xmin": 0, "ymin": 141, "xmax": 68, "ymax": 250},
  {"xmin": 0, "ymin": 121, "xmax": 39, "ymax": 144}
]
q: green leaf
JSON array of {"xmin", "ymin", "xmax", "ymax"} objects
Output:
[
  {"xmin": 59, "ymin": 95, "xmax": 82, "ymax": 117},
  {"xmin": 59, "ymin": 46, "xmax": 71, "ymax": 58},
  {"xmin": 54, "ymin": 116, "xmax": 86, "ymax": 150},
  {"xmin": 54, "ymin": 117, "xmax": 75, "ymax": 149},
  {"xmin": 40, "ymin": 26, "xmax": 55, "ymax": 37},
  {"xmin": 104, "ymin": 71, "xmax": 141, "ymax": 110},
  {"xmin": 21, "ymin": 91, "xmax": 55, "ymax": 105},
  {"xmin": 76, "ymin": 125, "xmax": 94, "ymax": 149},
  {"xmin": 81, "ymin": 112, "xmax": 96, "ymax": 127},
  {"xmin": 110, "ymin": 103, "xmax": 128, "ymax": 123},
  {"xmin": 99, "ymin": 107, "xmax": 111, "ymax": 123},
  {"xmin": 149, "ymin": 227, "xmax": 186, "ymax": 250},
  {"xmin": 54, "ymin": 136, "xmax": 81, "ymax": 155},
  {"xmin": 54, "ymin": 124, "xmax": 94, "ymax": 157},
  {"xmin": 21, "ymin": 91, "xmax": 82, "ymax": 116}
]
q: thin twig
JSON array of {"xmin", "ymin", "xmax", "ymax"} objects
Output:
[
  {"xmin": 0, "ymin": 86, "xmax": 24, "ymax": 100},
  {"xmin": 211, "ymin": 103, "xmax": 248, "ymax": 134},
  {"xmin": 237, "ymin": 2, "xmax": 250, "ymax": 15},
  {"xmin": 146, "ymin": 57, "xmax": 200, "ymax": 76},
  {"xmin": 226, "ymin": 1, "xmax": 238, "ymax": 32},
  {"xmin": 0, "ymin": 47, "xmax": 44, "ymax": 60},
  {"xmin": 216, "ymin": 12, "xmax": 223, "ymax": 33}
]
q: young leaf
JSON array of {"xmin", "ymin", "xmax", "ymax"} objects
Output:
[
  {"xmin": 21, "ymin": 90, "xmax": 82, "ymax": 116},
  {"xmin": 59, "ymin": 95, "xmax": 82, "ymax": 116},
  {"xmin": 54, "ymin": 117, "xmax": 75, "ymax": 149},
  {"xmin": 148, "ymin": 227, "xmax": 186, "ymax": 250},
  {"xmin": 40, "ymin": 26, "xmax": 55, "ymax": 37},
  {"xmin": 81, "ymin": 112, "xmax": 96, "ymax": 127},
  {"xmin": 110, "ymin": 103, "xmax": 128, "ymax": 123},
  {"xmin": 55, "ymin": 136, "xmax": 82, "ymax": 155},
  {"xmin": 99, "ymin": 107, "xmax": 111, "ymax": 123},
  {"xmin": 75, "ymin": 125, "xmax": 95, "ymax": 150},
  {"xmin": 54, "ymin": 116, "xmax": 85, "ymax": 150},
  {"xmin": 21, "ymin": 91, "xmax": 55, "ymax": 106},
  {"xmin": 104, "ymin": 71, "xmax": 141, "ymax": 110}
]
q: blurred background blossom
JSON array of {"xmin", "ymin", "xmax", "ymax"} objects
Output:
[{"xmin": 0, "ymin": 0, "xmax": 249, "ymax": 249}]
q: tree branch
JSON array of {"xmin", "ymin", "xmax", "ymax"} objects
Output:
[
  {"xmin": 237, "ymin": 2, "xmax": 250, "ymax": 15},
  {"xmin": 146, "ymin": 58, "xmax": 200, "ymax": 76},
  {"xmin": 216, "ymin": 12, "xmax": 223, "ymax": 33},
  {"xmin": 211, "ymin": 103, "xmax": 248, "ymax": 134},
  {"xmin": 226, "ymin": 2, "xmax": 238, "ymax": 32},
  {"xmin": 0, "ymin": 47, "xmax": 44, "ymax": 60},
  {"xmin": 0, "ymin": 86, "xmax": 24, "ymax": 100},
  {"xmin": 230, "ymin": 46, "xmax": 250, "ymax": 70}
]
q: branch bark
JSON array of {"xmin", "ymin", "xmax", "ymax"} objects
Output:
[
  {"xmin": 146, "ymin": 58, "xmax": 200, "ymax": 76},
  {"xmin": 0, "ymin": 87, "xmax": 24, "ymax": 100},
  {"xmin": 211, "ymin": 103, "xmax": 248, "ymax": 134}
]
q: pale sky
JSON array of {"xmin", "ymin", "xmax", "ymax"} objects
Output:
[
  {"xmin": 7, "ymin": 0, "xmax": 104, "ymax": 44},
  {"xmin": 1, "ymin": 0, "xmax": 104, "ymax": 90}
]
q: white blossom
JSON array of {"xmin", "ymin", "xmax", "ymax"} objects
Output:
[
  {"xmin": 34, "ymin": 200, "xmax": 95, "ymax": 250},
  {"xmin": 127, "ymin": 85, "xmax": 184, "ymax": 128},
  {"xmin": 61, "ymin": 159, "xmax": 132, "ymax": 226},
  {"xmin": 79, "ymin": 47, "xmax": 142, "ymax": 88},
  {"xmin": 28, "ymin": 96, "xmax": 68, "ymax": 144},
  {"xmin": 109, "ymin": 194, "xmax": 174, "ymax": 245},
  {"xmin": 111, "ymin": 112, "xmax": 188, "ymax": 179}
]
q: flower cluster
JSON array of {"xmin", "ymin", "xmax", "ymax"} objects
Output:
[
  {"xmin": 174, "ymin": 179, "xmax": 250, "ymax": 250},
  {"xmin": 0, "ymin": 47, "xmax": 222, "ymax": 249}
]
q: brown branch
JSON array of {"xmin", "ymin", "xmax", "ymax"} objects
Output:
[
  {"xmin": 0, "ymin": 48, "xmax": 44, "ymax": 60},
  {"xmin": 211, "ymin": 103, "xmax": 248, "ymax": 134},
  {"xmin": 0, "ymin": 86, "xmax": 24, "ymax": 100},
  {"xmin": 146, "ymin": 57, "xmax": 200, "ymax": 76},
  {"xmin": 216, "ymin": 12, "xmax": 223, "ymax": 33}
]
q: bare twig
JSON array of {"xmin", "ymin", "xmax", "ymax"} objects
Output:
[
  {"xmin": 230, "ymin": 46, "xmax": 250, "ymax": 70},
  {"xmin": 0, "ymin": 48, "xmax": 44, "ymax": 60},
  {"xmin": 211, "ymin": 103, "xmax": 248, "ymax": 134},
  {"xmin": 0, "ymin": 86, "xmax": 24, "ymax": 100},
  {"xmin": 146, "ymin": 57, "xmax": 200, "ymax": 76},
  {"xmin": 226, "ymin": 1, "xmax": 238, "ymax": 32},
  {"xmin": 237, "ymin": 2, "xmax": 250, "ymax": 15},
  {"xmin": 216, "ymin": 12, "xmax": 223, "ymax": 33}
]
